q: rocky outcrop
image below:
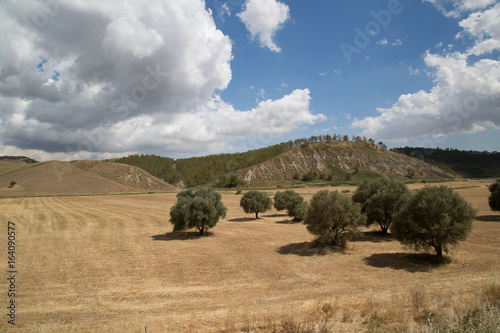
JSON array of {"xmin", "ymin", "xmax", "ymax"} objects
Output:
[{"xmin": 239, "ymin": 142, "xmax": 452, "ymax": 185}]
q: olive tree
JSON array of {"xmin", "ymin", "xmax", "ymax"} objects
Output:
[
  {"xmin": 273, "ymin": 190, "xmax": 307, "ymax": 221},
  {"xmin": 391, "ymin": 186, "xmax": 476, "ymax": 258},
  {"xmin": 240, "ymin": 190, "xmax": 272, "ymax": 219},
  {"xmin": 488, "ymin": 179, "xmax": 500, "ymax": 211},
  {"xmin": 169, "ymin": 188, "xmax": 227, "ymax": 236},
  {"xmin": 303, "ymin": 190, "xmax": 364, "ymax": 248},
  {"xmin": 352, "ymin": 178, "xmax": 410, "ymax": 234}
]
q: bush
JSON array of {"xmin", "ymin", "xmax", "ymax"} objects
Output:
[
  {"xmin": 303, "ymin": 190, "xmax": 364, "ymax": 248},
  {"xmin": 169, "ymin": 188, "xmax": 227, "ymax": 236},
  {"xmin": 240, "ymin": 191, "xmax": 272, "ymax": 219},
  {"xmin": 9, "ymin": 181, "xmax": 16, "ymax": 188},
  {"xmin": 488, "ymin": 179, "xmax": 500, "ymax": 211},
  {"xmin": 352, "ymin": 178, "xmax": 410, "ymax": 234},
  {"xmin": 391, "ymin": 186, "xmax": 476, "ymax": 257},
  {"xmin": 273, "ymin": 190, "xmax": 307, "ymax": 221}
]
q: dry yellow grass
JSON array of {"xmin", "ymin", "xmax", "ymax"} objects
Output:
[{"xmin": 0, "ymin": 180, "xmax": 498, "ymax": 332}]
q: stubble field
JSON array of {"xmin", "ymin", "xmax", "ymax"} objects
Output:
[{"xmin": 0, "ymin": 180, "xmax": 499, "ymax": 332}]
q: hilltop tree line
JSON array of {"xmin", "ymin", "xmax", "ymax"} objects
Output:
[
  {"xmin": 393, "ymin": 147, "xmax": 500, "ymax": 178},
  {"xmin": 113, "ymin": 135, "xmax": 385, "ymax": 187}
]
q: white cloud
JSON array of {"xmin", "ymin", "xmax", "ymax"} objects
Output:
[
  {"xmin": 408, "ymin": 66, "xmax": 420, "ymax": 75},
  {"xmin": 377, "ymin": 38, "xmax": 388, "ymax": 46},
  {"xmin": 0, "ymin": 0, "xmax": 323, "ymax": 160},
  {"xmin": 352, "ymin": 52, "xmax": 500, "ymax": 141},
  {"xmin": 459, "ymin": 4, "xmax": 500, "ymax": 55},
  {"xmin": 424, "ymin": 0, "xmax": 497, "ymax": 17},
  {"xmin": 352, "ymin": 3, "xmax": 500, "ymax": 142},
  {"xmin": 237, "ymin": 0, "xmax": 290, "ymax": 52},
  {"xmin": 392, "ymin": 39, "xmax": 402, "ymax": 46}
]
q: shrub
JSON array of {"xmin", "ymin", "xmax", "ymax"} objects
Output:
[
  {"xmin": 169, "ymin": 188, "xmax": 227, "ymax": 236},
  {"xmin": 240, "ymin": 190, "xmax": 272, "ymax": 219},
  {"xmin": 273, "ymin": 190, "xmax": 307, "ymax": 221},
  {"xmin": 352, "ymin": 178, "xmax": 410, "ymax": 234},
  {"xmin": 391, "ymin": 186, "xmax": 476, "ymax": 258},
  {"xmin": 488, "ymin": 179, "xmax": 500, "ymax": 211},
  {"xmin": 9, "ymin": 181, "xmax": 16, "ymax": 188},
  {"xmin": 303, "ymin": 190, "xmax": 364, "ymax": 248}
]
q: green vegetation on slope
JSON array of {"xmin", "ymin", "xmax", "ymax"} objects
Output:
[{"xmin": 393, "ymin": 147, "xmax": 500, "ymax": 178}]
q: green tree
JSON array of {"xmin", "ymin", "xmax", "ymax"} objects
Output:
[
  {"xmin": 303, "ymin": 190, "xmax": 364, "ymax": 248},
  {"xmin": 488, "ymin": 179, "xmax": 500, "ymax": 211},
  {"xmin": 169, "ymin": 188, "xmax": 227, "ymax": 236},
  {"xmin": 273, "ymin": 190, "xmax": 307, "ymax": 221},
  {"xmin": 352, "ymin": 178, "xmax": 410, "ymax": 234},
  {"xmin": 391, "ymin": 186, "xmax": 476, "ymax": 258},
  {"xmin": 240, "ymin": 190, "xmax": 272, "ymax": 219}
]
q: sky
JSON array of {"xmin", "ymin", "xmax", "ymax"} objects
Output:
[{"xmin": 0, "ymin": 0, "xmax": 499, "ymax": 161}]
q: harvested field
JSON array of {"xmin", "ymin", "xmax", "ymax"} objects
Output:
[{"xmin": 0, "ymin": 180, "xmax": 499, "ymax": 332}]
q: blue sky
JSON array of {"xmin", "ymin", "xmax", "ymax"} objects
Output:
[{"xmin": 0, "ymin": 0, "xmax": 499, "ymax": 161}]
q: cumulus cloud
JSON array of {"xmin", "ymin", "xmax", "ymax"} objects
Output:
[
  {"xmin": 237, "ymin": 0, "xmax": 290, "ymax": 52},
  {"xmin": 352, "ymin": 2, "xmax": 500, "ymax": 143},
  {"xmin": 424, "ymin": 0, "xmax": 497, "ymax": 17},
  {"xmin": 0, "ymin": 0, "xmax": 323, "ymax": 160}
]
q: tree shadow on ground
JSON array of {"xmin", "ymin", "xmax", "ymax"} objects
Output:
[
  {"xmin": 351, "ymin": 231, "xmax": 395, "ymax": 243},
  {"xmin": 475, "ymin": 214, "xmax": 500, "ymax": 222},
  {"xmin": 276, "ymin": 219, "xmax": 302, "ymax": 224},
  {"xmin": 228, "ymin": 217, "xmax": 256, "ymax": 222},
  {"xmin": 277, "ymin": 241, "xmax": 342, "ymax": 257},
  {"xmin": 262, "ymin": 213, "xmax": 288, "ymax": 218},
  {"xmin": 363, "ymin": 253, "xmax": 450, "ymax": 273},
  {"xmin": 151, "ymin": 231, "xmax": 212, "ymax": 241}
]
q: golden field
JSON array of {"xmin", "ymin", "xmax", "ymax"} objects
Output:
[{"xmin": 0, "ymin": 180, "xmax": 499, "ymax": 332}]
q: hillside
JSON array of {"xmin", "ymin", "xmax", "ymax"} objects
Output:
[
  {"xmin": 0, "ymin": 160, "xmax": 176, "ymax": 197},
  {"xmin": 239, "ymin": 142, "xmax": 453, "ymax": 185},
  {"xmin": 113, "ymin": 140, "xmax": 453, "ymax": 187},
  {"xmin": 393, "ymin": 147, "xmax": 500, "ymax": 178}
]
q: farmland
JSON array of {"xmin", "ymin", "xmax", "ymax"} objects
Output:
[{"xmin": 0, "ymin": 180, "xmax": 499, "ymax": 332}]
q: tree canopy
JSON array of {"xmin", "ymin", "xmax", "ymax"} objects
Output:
[
  {"xmin": 169, "ymin": 188, "xmax": 227, "ymax": 236},
  {"xmin": 391, "ymin": 186, "xmax": 476, "ymax": 257},
  {"xmin": 240, "ymin": 191, "xmax": 272, "ymax": 219},
  {"xmin": 352, "ymin": 178, "xmax": 410, "ymax": 234},
  {"xmin": 488, "ymin": 179, "xmax": 500, "ymax": 211},
  {"xmin": 303, "ymin": 190, "xmax": 364, "ymax": 248},
  {"xmin": 273, "ymin": 190, "xmax": 307, "ymax": 221}
]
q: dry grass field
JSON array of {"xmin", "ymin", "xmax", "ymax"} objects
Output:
[{"xmin": 1, "ymin": 180, "xmax": 499, "ymax": 332}]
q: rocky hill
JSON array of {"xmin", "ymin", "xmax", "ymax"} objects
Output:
[{"xmin": 239, "ymin": 142, "xmax": 453, "ymax": 185}]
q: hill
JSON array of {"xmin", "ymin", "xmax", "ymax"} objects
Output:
[
  {"xmin": 114, "ymin": 140, "xmax": 453, "ymax": 187},
  {"xmin": 393, "ymin": 147, "xmax": 500, "ymax": 178},
  {"xmin": 239, "ymin": 142, "xmax": 452, "ymax": 185},
  {"xmin": 0, "ymin": 160, "xmax": 177, "ymax": 197}
]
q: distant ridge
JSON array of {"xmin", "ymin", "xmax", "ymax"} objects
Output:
[{"xmin": 393, "ymin": 147, "xmax": 500, "ymax": 178}]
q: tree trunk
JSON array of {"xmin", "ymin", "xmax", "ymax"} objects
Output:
[
  {"xmin": 255, "ymin": 212, "xmax": 259, "ymax": 219},
  {"xmin": 435, "ymin": 244, "xmax": 443, "ymax": 258},
  {"xmin": 199, "ymin": 227, "xmax": 204, "ymax": 236}
]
